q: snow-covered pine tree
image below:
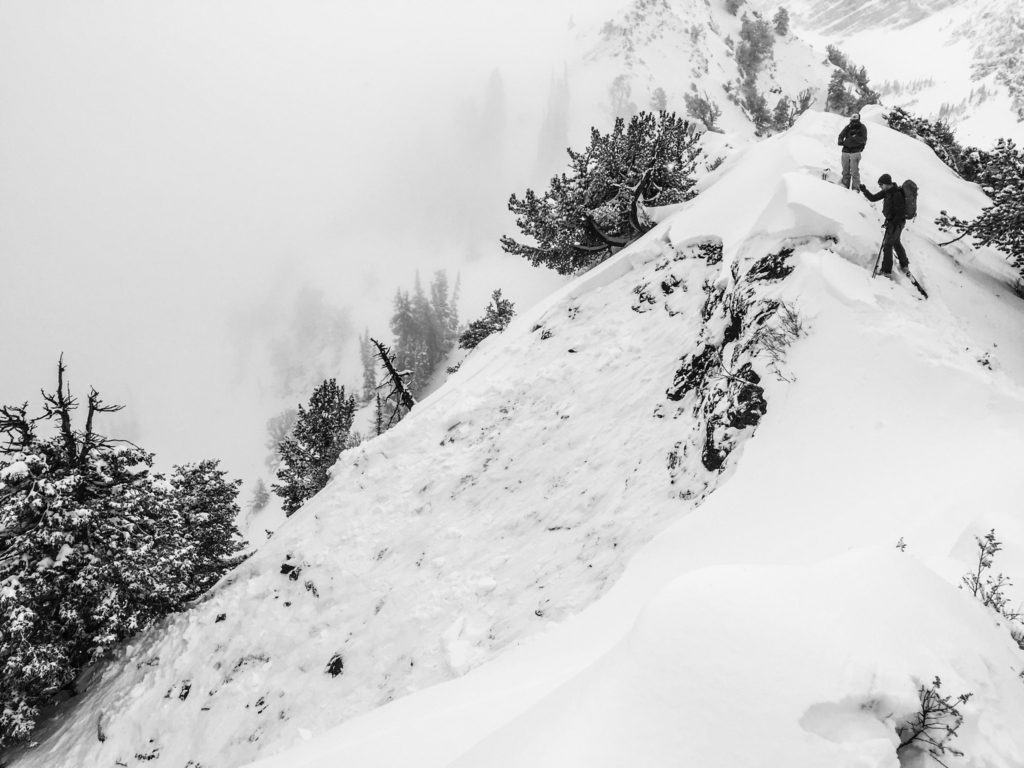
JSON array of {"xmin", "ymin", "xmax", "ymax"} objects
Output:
[
  {"xmin": 429, "ymin": 270, "xmax": 460, "ymax": 360},
  {"xmin": 825, "ymin": 46, "xmax": 879, "ymax": 113},
  {"xmin": 502, "ymin": 111, "xmax": 702, "ymax": 274},
  {"xmin": 826, "ymin": 70, "xmax": 851, "ymax": 113},
  {"xmin": 736, "ymin": 12, "xmax": 775, "ymax": 76},
  {"xmin": 0, "ymin": 360, "xmax": 245, "ymax": 748},
  {"xmin": 885, "ymin": 107, "xmax": 990, "ymax": 182},
  {"xmin": 458, "ymin": 290, "xmax": 516, "ymax": 350},
  {"xmin": 651, "ymin": 87, "xmax": 668, "ymax": 111},
  {"xmin": 609, "ymin": 74, "xmax": 638, "ymax": 119},
  {"xmin": 386, "ymin": 271, "xmax": 459, "ymax": 398},
  {"xmin": 725, "ymin": 0, "xmax": 745, "ymax": 15},
  {"xmin": 250, "ymin": 477, "xmax": 270, "ymax": 512},
  {"xmin": 937, "ymin": 139, "xmax": 1024, "ymax": 280},
  {"xmin": 684, "ymin": 90, "xmax": 722, "ymax": 132},
  {"xmin": 264, "ymin": 408, "xmax": 297, "ymax": 472},
  {"xmin": 272, "ymin": 378, "xmax": 356, "ymax": 516},
  {"xmin": 390, "ymin": 289, "xmax": 414, "ymax": 374},
  {"xmin": 359, "ymin": 329, "xmax": 377, "ymax": 403},
  {"xmin": 169, "ymin": 460, "xmax": 247, "ymax": 593},
  {"xmin": 773, "ymin": 7, "xmax": 789, "ymax": 35}
]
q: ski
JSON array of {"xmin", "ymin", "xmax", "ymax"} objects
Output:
[{"xmin": 900, "ymin": 265, "xmax": 929, "ymax": 299}]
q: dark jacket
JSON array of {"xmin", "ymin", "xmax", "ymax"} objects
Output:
[
  {"xmin": 838, "ymin": 121, "xmax": 867, "ymax": 153},
  {"xmin": 861, "ymin": 184, "xmax": 906, "ymax": 222}
]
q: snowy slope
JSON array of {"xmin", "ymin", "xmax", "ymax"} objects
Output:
[
  {"xmin": 772, "ymin": 0, "xmax": 959, "ymax": 35},
  {"xmin": 566, "ymin": 0, "xmax": 833, "ymax": 136},
  {"xmin": 245, "ymin": 109, "xmax": 1024, "ymax": 766},
  {"xmin": 760, "ymin": 0, "xmax": 1024, "ymax": 145},
  {"xmin": 8, "ymin": 110, "xmax": 1024, "ymax": 768}
]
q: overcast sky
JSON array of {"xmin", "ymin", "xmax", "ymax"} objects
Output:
[{"xmin": 0, "ymin": 0, "xmax": 626, "ymax": 487}]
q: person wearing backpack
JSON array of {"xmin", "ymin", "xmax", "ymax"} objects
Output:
[
  {"xmin": 837, "ymin": 112, "xmax": 867, "ymax": 190},
  {"xmin": 859, "ymin": 173, "xmax": 909, "ymax": 275}
]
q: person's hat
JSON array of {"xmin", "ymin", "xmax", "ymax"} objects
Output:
[{"xmin": 878, "ymin": 173, "xmax": 893, "ymax": 185}]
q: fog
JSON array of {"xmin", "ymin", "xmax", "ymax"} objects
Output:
[{"xmin": 0, "ymin": 0, "xmax": 625, "ymax": 489}]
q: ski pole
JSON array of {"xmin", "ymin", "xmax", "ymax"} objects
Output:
[{"xmin": 871, "ymin": 242, "xmax": 883, "ymax": 277}]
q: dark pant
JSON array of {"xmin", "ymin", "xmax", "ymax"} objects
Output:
[{"xmin": 880, "ymin": 219, "xmax": 909, "ymax": 274}]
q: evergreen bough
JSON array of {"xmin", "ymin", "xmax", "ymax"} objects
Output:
[
  {"xmin": 502, "ymin": 111, "xmax": 702, "ymax": 274},
  {"xmin": 825, "ymin": 46, "xmax": 879, "ymax": 114},
  {"xmin": 0, "ymin": 360, "xmax": 245, "ymax": 748},
  {"xmin": 272, "ymin": 378, "xmax": 356, "ymax": 516},
  {"xmin": 458, "ymin": 290, "xmax": 516, "ymax": 350},
  {"xmin": 936, "ymin": 139, "xmax": 1024, "ymax": 279}
]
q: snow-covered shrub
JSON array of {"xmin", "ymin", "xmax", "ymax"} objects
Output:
[
  {"xmin": 748, "ymin": 301, "xmax": 804, "ymax": 382},
  {"xmin": 502, "ymin": 111, "xmax": 703, "ymax": 274},
  {"xmin": 0, "ymin": 362, "xmax": 245, "ymax": 748},
  {"xmin": 896, "ymin": 677, "xmax": 972, "ymax": 767},
  {"xmin": 458, "ymin": 290, "xmax": 516, "ymax": 350},
  {"xmin": 959, "ymin": 529, "xmax": 1024, "ymax": 648}
]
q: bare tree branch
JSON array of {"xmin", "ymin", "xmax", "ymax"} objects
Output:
[
  {"xmin": 371, "ymin": 338, "xmax": 416, "ymax": 428},
  {"xmin": 40, "ymin": 355, "xmax": 79, "ymax": 462}
]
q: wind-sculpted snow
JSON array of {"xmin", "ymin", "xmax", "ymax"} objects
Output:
[
  {"xmin": 9, "ymin": 110, "xmax": 1024, "ymax": 768},
  {"xmin": 451, "ymin": 552, "xmax": 1024, "ymax": 768}
]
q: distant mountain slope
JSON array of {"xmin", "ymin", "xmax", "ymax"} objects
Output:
[
  {"xmin": 564, "ymin": 0, "xmax": 833, "ymax": 136},
  {"xmin": 777, "ymin": 0, "xmax": 959, "ymax": 35},
  {"xmin": 757, "ymin": 0, "xmax": 1024, "ymax": 145}
]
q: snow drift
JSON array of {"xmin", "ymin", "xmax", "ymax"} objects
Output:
[{"xmin": 7, "ymin": 108, "xmax": 1024, "ymax": 768}]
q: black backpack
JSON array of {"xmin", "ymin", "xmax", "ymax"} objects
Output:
[{"xmin": 901, "ymin": 180, "xmax": 918, "ymax": 219}]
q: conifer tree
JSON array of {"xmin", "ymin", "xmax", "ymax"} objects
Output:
[
  {"xmin": 937, "ymin": 139, "xmax": 1024, "ymax": 279},
  {"xmin": 684, "ymin": 91, "xmax": 723, "ymax": 131},
  {"xmin": 651, "ymin": 87, "xmax": 668, "ymax": 111},
  {"xmin": 826, "ymin": 70, "xmax": 850, "ymax": 113},
  {"xmin": 459, "ymin": 290, "xmax": 516, "ymax": 350},
  {"xmin": 250, "ymin": 477, "xmax": 270, "ymax": 512},
  {"xmin": 886, "ymin": 106, "xmax": 989, "ymax": 181},
  {"xmin": 272, "ymin": 378, "xmax": 356, "ymax": 516},
  {"xmin": 386, "ymin": 271, "xmax": 460, "ymax": 398},
  {"xmin": 773, "ymin": 7, "xmax": 789, "ymax": 35},
  {"xmin": 359, "ymin": 329, "xmax": 377, "ymax": 403},
  {"xmin": 502, "ymin": 111, "xmax": 702, "ymax": 274},
  {"xmin": 609, "ymin": 74, "xmax": 638, "ymax": 118},
  {"xmin": 0, "ymin": 360, "xmax": 245, "ymax": 748},
  {"xmin": 825, "ymin": 47, "xmax": 879, "ymax": 113}
]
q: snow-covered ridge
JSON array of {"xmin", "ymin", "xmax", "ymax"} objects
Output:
[
  {"xmin": 9, "ymin": 109, "xmax": 1024, "ymax": 768},
  {"xmin": 241, "ymin": 108, "xmax": 1024, "ymax": 768}
]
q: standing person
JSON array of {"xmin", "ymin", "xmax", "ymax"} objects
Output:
[
  {"xmin": 837, "ymin": 112, "xmax": 867, "ymax": 189},
  {"xmin": 860, "ymin": 174, "xmax": 909, "ymax": 275}
]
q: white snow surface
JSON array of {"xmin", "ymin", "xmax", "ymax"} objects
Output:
[
  {"xmin": 9, "ymin": 109, "xmax": 1024, "ymax": 768},
  {"xmin": 768, "ymin": 0, "xmax": 1024, "ymax": 146},
  {"xmin": 571, "ymin": 0, "xmax": 833, "ymax": 138}
]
